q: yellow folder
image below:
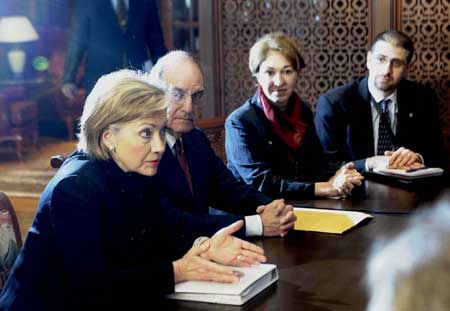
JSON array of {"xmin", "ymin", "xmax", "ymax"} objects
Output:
[{"xmin": 294, "ymin": 207, "xmax": 373, "ymax": 234}]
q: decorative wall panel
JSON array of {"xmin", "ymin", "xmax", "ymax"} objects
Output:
[
  {"xmin": 400, "ymin": 0, "xmax": 450, "ymax": 129},
  {"xmin": 220, "ymin": 0, "xmax": 370, "ymax": 114}
]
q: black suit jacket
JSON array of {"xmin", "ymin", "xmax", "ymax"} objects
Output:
[
  {"xmin": 155, "ymin": 128, "xmax": 273, "ymax": 237},
  {"xmin": 0, "ymin": 152, "xmax": 229, "ymax": 310},
  {"xmin": 314, "ymin": 77, "xmax": 446, "ymax": 171},
  {"xmin": 63, "ymin": 0, "xmax": 167, "ymax": 92}
]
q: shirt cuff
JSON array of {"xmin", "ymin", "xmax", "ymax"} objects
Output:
[{"xmin": 245, "ymin": 215, "xmax": 263, "ymax": 236}]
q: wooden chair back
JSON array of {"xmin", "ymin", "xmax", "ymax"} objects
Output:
[
  {"xmin": 196, "ymin": 116, "xmax": 227, "ymax": 164},
  {"xmin": 0, "ymin": 192, "xmax": 22, "ymax": 287}
]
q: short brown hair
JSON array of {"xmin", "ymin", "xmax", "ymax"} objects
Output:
[
  {"xmin": 248, "ymin": 32, "xmax": 305, "ymax": 75},
  {"xmin": 371, "ymin": 30, "xmax": 414, "ymax": 64},
  {"xmin": 77, "ymin": 69, "xmax": 168, "ymax": 160}
]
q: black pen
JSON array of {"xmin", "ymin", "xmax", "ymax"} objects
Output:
[{"xmin": 405, "ymin": 166, "xmax": 428, "ymax": 173}]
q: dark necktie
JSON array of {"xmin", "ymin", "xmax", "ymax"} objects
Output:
[
  {"xmin": 376, "ymin": 99, "xmax": 395, "ymax": 155},
  {"xmin": 175, "ymin": 139, "xmax": 193, "ymax": 194},
  {"xmin": 116, "ymin": 0, "xmax": 128, "ymax": 31}
]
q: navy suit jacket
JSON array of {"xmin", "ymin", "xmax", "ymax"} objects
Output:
[
  {"xmin": 0, "ymin": 152, "xmax": 232, "ymax": 310},
  {"xmin": 314, "ymin": 77, "xmax": 447, "ymax": 171},
  {"xmin": 225, "ymin": 92, "xmax": 326, "ymax": 200},
  {"xmin": 155, "ymin": 128, "xmax": 272, "ymax": 237},
  {"xmin": 63, "ymin": 0, "xmax": 167, "ymax": 92}
]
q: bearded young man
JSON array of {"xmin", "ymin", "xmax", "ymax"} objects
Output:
[{"xmin": 314, "ymin": 30, "xmax": 446, "ymax": 172}]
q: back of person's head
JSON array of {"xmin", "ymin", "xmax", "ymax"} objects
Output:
[
  {"xmin": 149, "ymin": 50, "xmax": 197, "ymax": 84},
  {"xmin": 367, "ymin": 204, "xmax": 450, "ymax": 311},
  {"xmin": 77, "ymin": 69, "xmax": 168, "ymax": 160},
  {"xmin": 248, "ymin": 32, "xmax": 305, "ymax": 75},
  {"xmin": 370, "ymin": 30, "xmax": 414, "ymax": 64}
]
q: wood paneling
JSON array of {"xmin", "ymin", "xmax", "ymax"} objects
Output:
[
  {"xmin": 215, "ymin": 0, "xmax": 448, "ymax": 125},
  {"xmin": 218, "ymin": 0, "xmax": 370, "ymax": 114},
  {"xmin": 398, "ymin": 0, "xmax": 450, "ymax": 130}
]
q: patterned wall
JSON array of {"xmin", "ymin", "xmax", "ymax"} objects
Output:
[
  {"xmin": 220, "ymin": 0, "xmax": 370, "ymax": 114},
  {"xmin": 400, "ymin": 0, "xmax": 450, "ymax": 130}
]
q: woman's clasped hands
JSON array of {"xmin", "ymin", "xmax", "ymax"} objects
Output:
[
  {"xmin": 330, "ymin": 162, "xmax": 365, "ymax": 196},
  {"xmin": 173, "ymin": 220, "xmax": 266, "ymax": 284}
]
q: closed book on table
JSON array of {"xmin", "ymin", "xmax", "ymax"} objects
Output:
[
  {"xmin": 166, "ymin": 263, "xmax": 278, "ymax": 305},
  {"xmin": 373, "ymin": 167, "xmax": 443, "ymax": 180}
]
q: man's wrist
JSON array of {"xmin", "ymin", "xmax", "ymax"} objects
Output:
[{"xmin": 173, "ymin": 260, "xmax": 183, "ymax": 283}]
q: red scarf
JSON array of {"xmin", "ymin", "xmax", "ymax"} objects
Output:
[{"xmin": 258, "ymin": 86, "xmax": 307, "ymax": 157}]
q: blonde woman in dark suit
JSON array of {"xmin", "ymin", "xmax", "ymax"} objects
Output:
[{"xmin": 0, "ymin": 69, "xmax": 266, "ymax": 310}]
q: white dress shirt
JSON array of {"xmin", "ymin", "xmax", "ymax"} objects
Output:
[
  {"xmin": 110, "ymin": 0, "xmax": 129, "ymax": 11},
  {"xmin": 166, "ymin": 133, "xmax": 263, "ymax": 236}
]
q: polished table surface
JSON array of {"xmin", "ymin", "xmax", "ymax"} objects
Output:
[{"xmin": 168, "ymin": 177, "xmax": 450, "ymax": 310}]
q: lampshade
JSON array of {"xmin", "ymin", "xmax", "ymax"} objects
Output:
[{"xmin": 0, "ymin": 15, "xmax": 39, "ymax": 43}]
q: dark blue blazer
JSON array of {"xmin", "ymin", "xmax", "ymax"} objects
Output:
[
  {"xmin": 0, "ymin": 152, "xmax": 228, "ymax": 310},
  {"xmin": 314, "ymin": 77, "xmax": 447, "ymax": 171},
  {"xmin": 155, "ymin": 128, "xmax": 272, "ymax": 237},
  {"xmin": 225, "ymin": 92, "xmax": 326, "ymax": 200},
  {"xmin": 63, "ymin": 0, "xmax": 167, "ymax": 92}
]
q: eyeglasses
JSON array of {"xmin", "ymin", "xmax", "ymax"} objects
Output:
[
  {"xmin": 372, "ymin": 55, "xmax": 407, "ymax": 69},
  {"xmin": 169, "ymin": 87, "xmax": 205, "ymax": 106}
]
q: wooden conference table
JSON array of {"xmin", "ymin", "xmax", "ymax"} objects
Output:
[{"xmin": 168, "ymin": 176, "xmax": 449, "ymax": 311}]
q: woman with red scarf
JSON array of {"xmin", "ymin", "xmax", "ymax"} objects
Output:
[{"xmin": 225, "ymin": 33, "xmax": 363, "ymax": 199}]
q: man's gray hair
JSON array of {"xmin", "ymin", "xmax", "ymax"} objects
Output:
[
  {"xmin": 149, "ymin": 50, "xmax": 195, "ymax": 85},
  {"xmin": 367, "ymin": 204, "xmax": 450, "ymax": 310}
]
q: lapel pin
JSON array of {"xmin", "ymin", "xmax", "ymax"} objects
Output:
[{"xmin": 409, "ymin": 113, "xmax": 413, "ymax": 118}]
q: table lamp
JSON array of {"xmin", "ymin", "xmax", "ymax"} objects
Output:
[{"xmin": 0, "ymin": 15, "xmax": 39, "ymax": 78}]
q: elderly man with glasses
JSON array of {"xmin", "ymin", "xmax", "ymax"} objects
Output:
[
  {"xmin": 151, "ymin": 51, "xmax": 296, "ymax": 239},
  {"xmin": 314, "ymin": 30, "xmax": 446, "ymax": 173}
]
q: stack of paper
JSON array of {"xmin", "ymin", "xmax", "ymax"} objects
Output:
[
  {"xmin": 294, "ymin": 207, "xmax": 373, "ymax": 234},
  {"xmin": 167, "ymin": 264, "xmax": 278, "ymax": 305}
]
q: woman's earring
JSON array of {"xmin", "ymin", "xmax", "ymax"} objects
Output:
[{"xmin": 109, "ymin": 146, "xmax": 116, "ymax": 153}]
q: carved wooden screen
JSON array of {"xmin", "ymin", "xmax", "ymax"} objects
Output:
[
  {"xmin": 399, "ymin": 0, "xmax": 450, "ymax": 130},
  {"xmin": 219, "ymin": 0, "xmax": 370, "ymax": 114}
]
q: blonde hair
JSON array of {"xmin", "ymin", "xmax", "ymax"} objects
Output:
[
  {"xmin": 248, "ymin": 32, "xmax": 305, "ymax": 75},
  {"xmin": 77, "ymin": 69, "xmax": 168, "ymax": 160}
]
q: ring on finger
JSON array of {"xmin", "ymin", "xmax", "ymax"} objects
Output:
[{"xmin": 236, "ymin": 254, "xmax": 243, "ymax": 261}]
